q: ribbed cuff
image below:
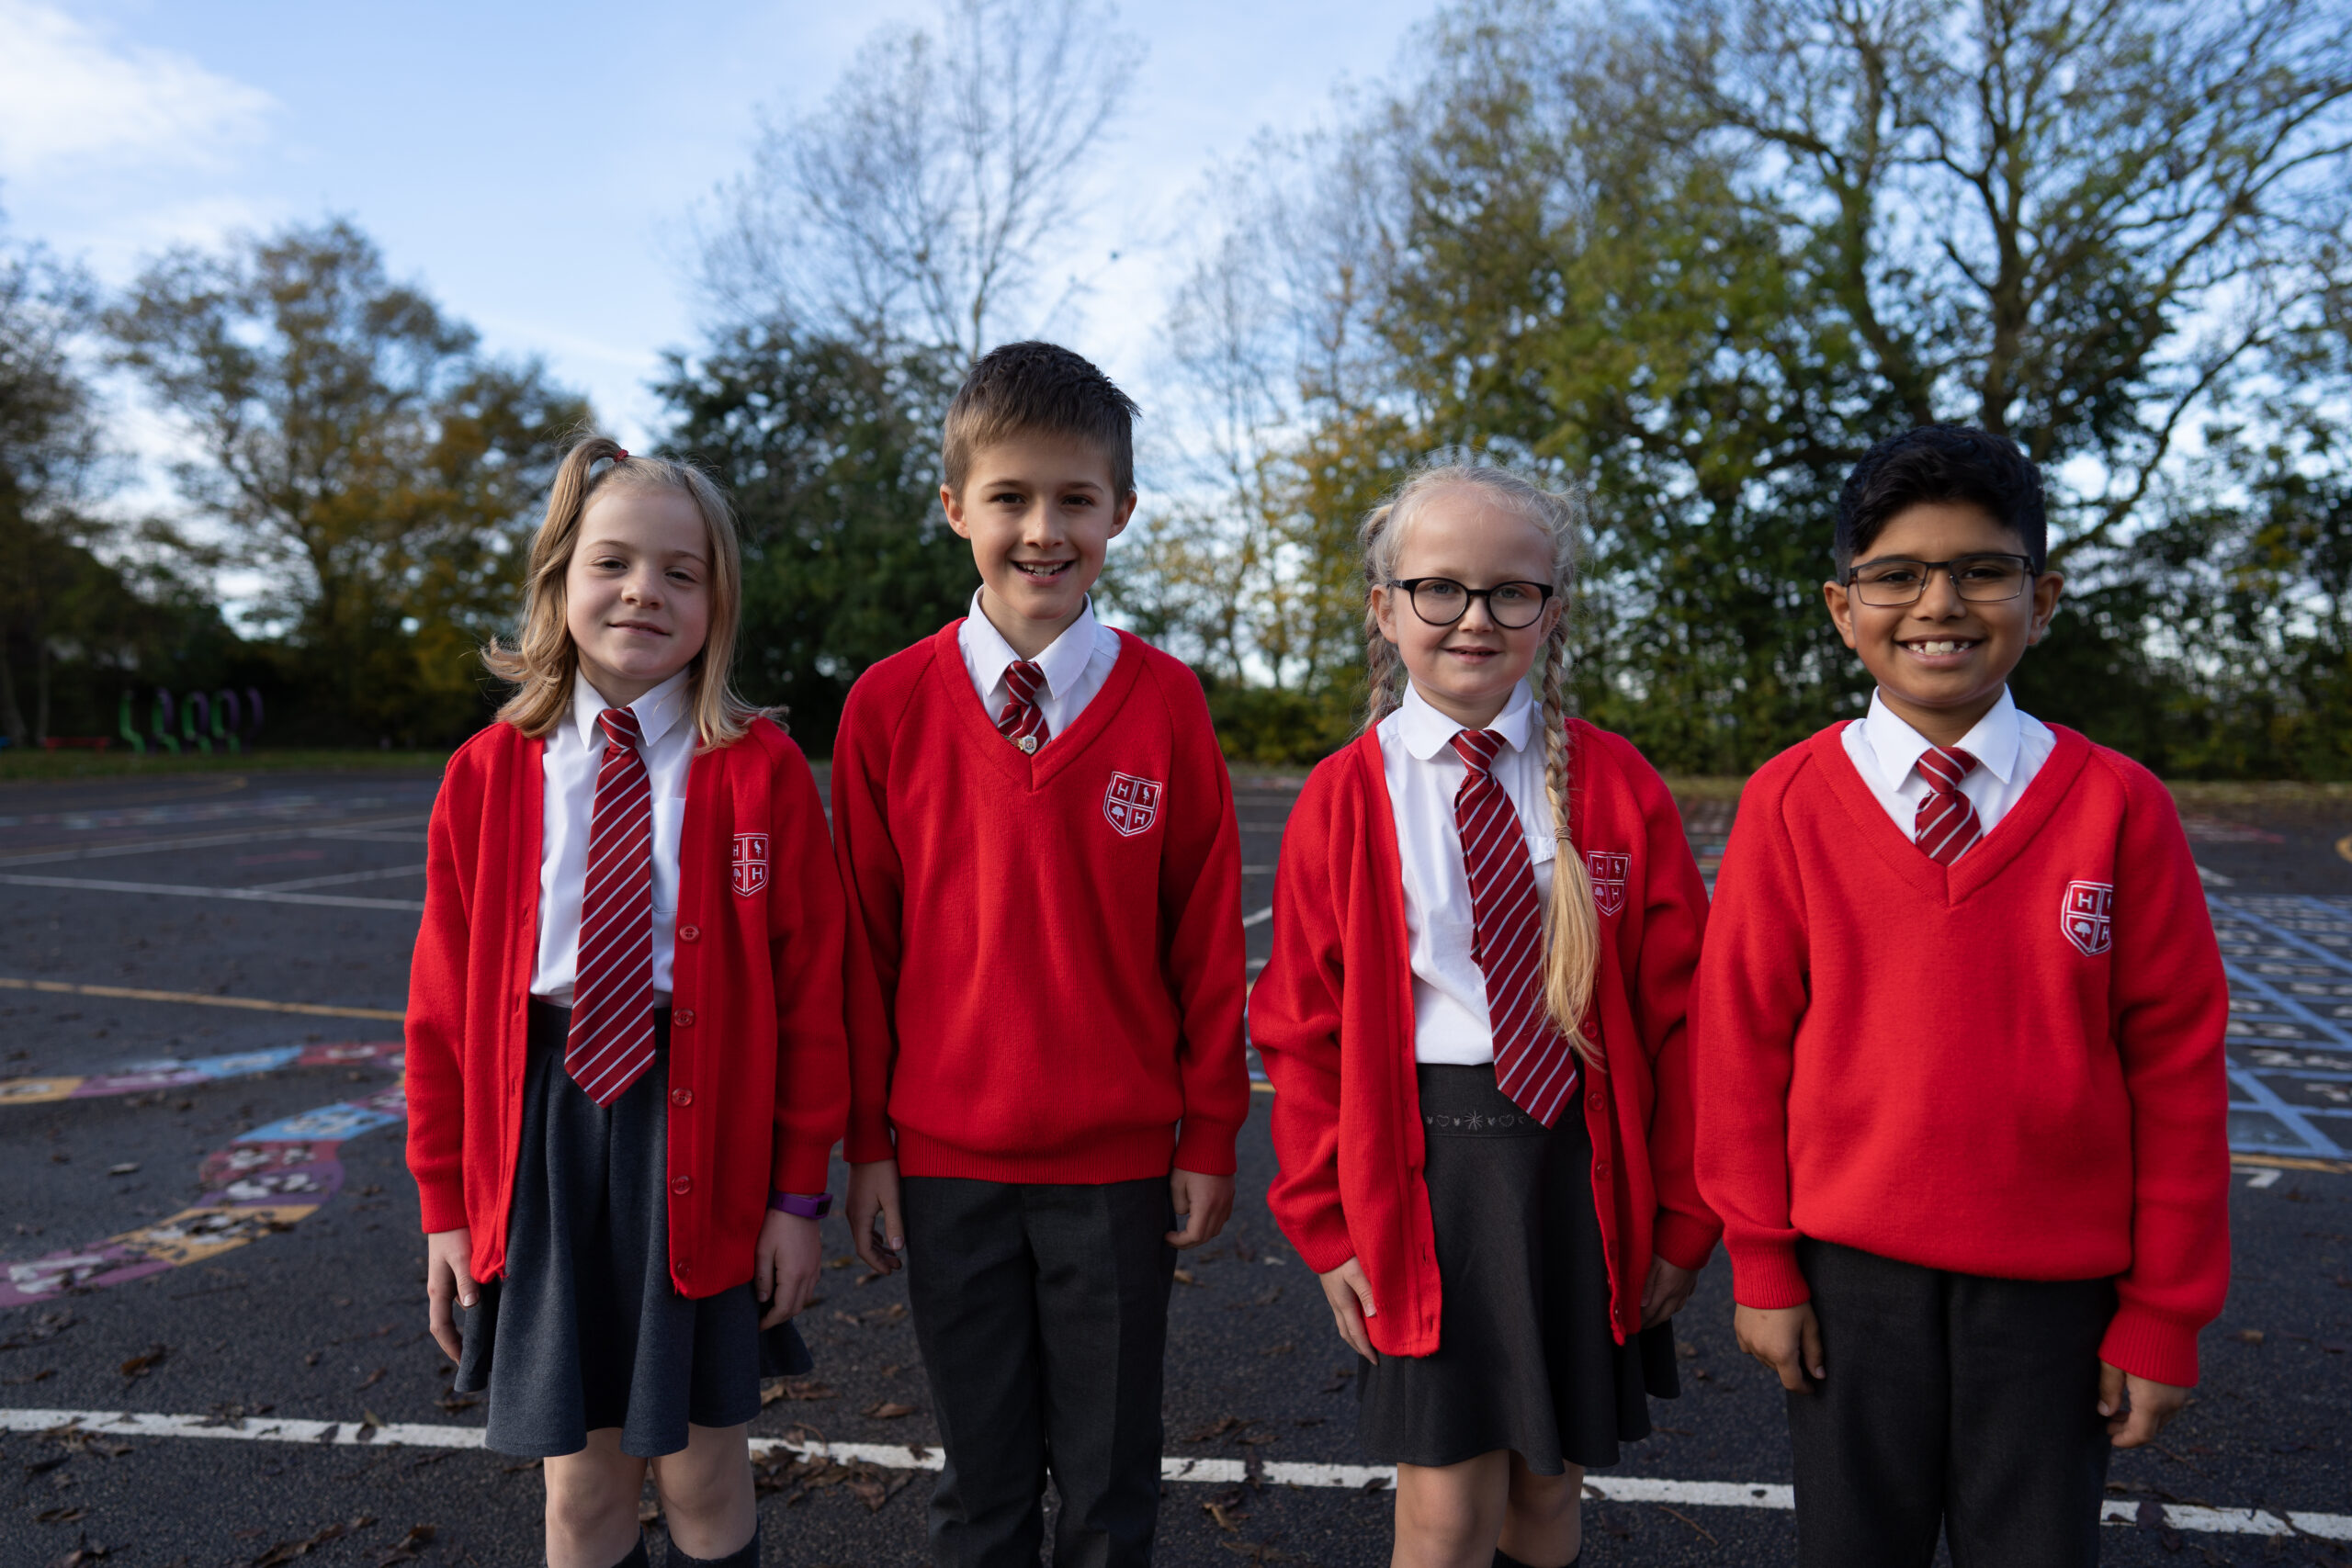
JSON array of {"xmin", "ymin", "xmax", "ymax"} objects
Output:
[
  {"xmin": 1172, "ymin": 1117, "xmax": 1241, "ymax": 1178},
  {"xmin": 1653, "ymin": 1210, "xmax": 1722, "ymax": 1276},
  {"xmin": 2098, "ymin": 1302, "xmax": 2203, "ymax": 1388},
  {"xmin": 1726, "ymin": 1237, "xmax": 1812, "ymax": 1309},
  {"xmin": 416, "ymin": 1184, "xmax": 469, "ymax": 1235},
  {"xmin": 843, "ymin": 1113, "xmax": 896, "ymax": 1167},
  {"xmin": 768, "ymin": 1145, "xmax": 831, "ymax": 1198}
]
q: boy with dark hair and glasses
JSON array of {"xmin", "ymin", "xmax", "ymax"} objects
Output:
[
  {"xmin": 829, "ymin": 341, "xmax": 1249, "ymax": 1567},
  {"xmin": 1691, "ymin": 423, "xmax": 2231, "ymax": 1566}
]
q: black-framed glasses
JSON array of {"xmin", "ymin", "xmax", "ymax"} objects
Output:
[
  {"xmin": 1385, "ymin": 577, "xmax": 1555, "ymax": 629},
  {"xmin": 1840, "ymin": 553, "xmax": 2035, "ymax": 607}
]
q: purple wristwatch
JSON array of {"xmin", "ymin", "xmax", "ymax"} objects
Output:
[{"xmin": 769, "ymin": 1190, "xmax": 832, "ymax": 1219}]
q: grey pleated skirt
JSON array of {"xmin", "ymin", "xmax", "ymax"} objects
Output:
[
  {"xmin": 453, "ymin": 1000, "xmax": 811, "ymax": 1459},
  {"xmin": 1357, "ymin": 1064, "xmax": 1679, "ymax": 1474}
]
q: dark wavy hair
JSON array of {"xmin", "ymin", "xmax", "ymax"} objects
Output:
[{"xmin": 1836, "ymin": 424, "xmax": 2048, "ymax": 573}]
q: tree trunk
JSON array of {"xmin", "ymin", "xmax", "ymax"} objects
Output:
[
  {"xmin": 0, "ymin": 634, "xmax": 24, "ymax": 746},
  {"xmin": 33, "ymin": 637, "xmax": 51, "ymax": 745}
]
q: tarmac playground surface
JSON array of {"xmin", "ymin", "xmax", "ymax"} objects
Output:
[{"xmin": 0, "ymin": 767, "xmax": 2347, "ymax": 1567}]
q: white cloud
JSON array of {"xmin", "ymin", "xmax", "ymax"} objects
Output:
[{"xmin": 0, "ymin": 0, "xmax": 273, "ymax": 178}]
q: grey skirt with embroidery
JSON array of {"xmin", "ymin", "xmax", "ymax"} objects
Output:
[{"xmin": 1355, "ymin": 1063, "xmax": 1678, "ymax": 1473}]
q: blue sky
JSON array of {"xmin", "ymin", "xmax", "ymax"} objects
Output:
[{"xmin": 0, "ymin": 0, "xmax": 1436, "ymax": 447}]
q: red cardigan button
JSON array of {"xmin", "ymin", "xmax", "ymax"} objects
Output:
[
  {"xmin": 673, "ymin": 1010, "xmax": 695, "ymax": 1027},
  {"xmin": 671, "ymin": 1088, "xmax": 694, "ymax": 1108},
  {"xmin": 671, "ymin": 1175, "xmax": 692, "ymax": 1195},
  {"xmin": 1579, "ymin": 1018, "xmax": 1599, "ymax": 1039},
  {"xmin": 1592, "ymin": 1160, "xmax": 1611, "ymax": 1182},
  {"xmin": 679, "ymin": 925, "xmax": 700, "ymax": 942},
  {"xmin": 1588, "ymin": 1089, "xmax": 1605, "ymax": 1111}
]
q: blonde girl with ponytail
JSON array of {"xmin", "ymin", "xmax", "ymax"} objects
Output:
[{"xmin": 1254, "ymin": 461, "xmax": 1720, "ymax": 1568}]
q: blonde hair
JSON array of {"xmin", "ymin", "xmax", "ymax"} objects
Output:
[
  {"xmin": 1360, "ymin": 461, "xmax": 1601, "ymax": 1059},
  {"xmin": 483, "ymin": 435, "xmax": 768, "ymax": 748}
]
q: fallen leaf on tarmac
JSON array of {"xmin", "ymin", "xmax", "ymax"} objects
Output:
[
  {"xmin": 762, "ymin": 1379, "xmax": 838, "ymax": 1405},
  {"xmin": 1321, "ymin": 1363, "xmax": 1354, "ymax": 1393},
  {"xmin": 4, "ymin": 1368, "xmax": 56, "ymax": 1384},
  {"xmin": 827, "ymin": 1255, "xmax": 855, "ymax": 1269},
  {"xmin": 1258, "ymin": 1341, "xmax": 1292, "ymax": 1358},
  {"xmin": 856, "ymin": 1271, "xmax": 885, "ymax": 1286},
  {"xmin": 638, "ymin": 1497, "xmax": 662, "ymax": 1526},
  {"xmin": 247, "ymin": 1517, "xmax": 375, "ymax": 1566},
  {"xmin": 117, "ymin": 1346, "xmax": 168, "ymax": 1381},
  {"xmin": 864, "ymin": 1401, "xmax": 917, "ymax": 1419},
  {"xmin": 1250, "ymin": 1286, "xmax": 1282, "ymax": 1306},
  {"xmin": 1182, "ymin": 1416, "xmax": 1246, "ymax": 1444},
  {"xmin": 1, "ymin": 1311, "xmax": 76, "ymax": 1350},
  {"xmin": 356, "ymin": 1367, "xmax": 386, "ymax": 1390},
  {"xmin": 2233, "ymin": 1329, "xmax": 2265, "ymax": 1344},
  {"xmin": 45, "ymin": 1543, "xmax": 110, "ymax": 1568},
  {"xmin": 1360, "ymin": 1475, "xmax": 1389, "ymax": 1493},
  {"xmin": 435, "ymin": 1393, "xmax": 481, "ymax": 1413},
  {"xmin": 35, "ymin": 1506, "xmax": 88, "ymax": 1522},
  {"xmin": 1238, "ymin": 1430, "xmax": 1279, "ymax": 1447},
  {"xmin": 372, "ymin": 1524, "xmax": 435, "ymax": 1567},
  {"xmin": 1204, "ymin": 1500, "xmax": 1245, "ymax": 1532},
  {"xmin": 1173, "ymin": 1269, "xmax": 1200, "ymax": 1286},
  {"xmin": 107, "ymin": 1163, "xmax": 139, "ymax": 1176}
]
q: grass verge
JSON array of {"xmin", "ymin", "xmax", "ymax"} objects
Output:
[{"xmin": 0, "ymin": 747, "xmax": 450, "ymax": 783}]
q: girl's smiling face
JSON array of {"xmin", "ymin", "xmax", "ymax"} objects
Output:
[
  {"xmin": 563, "ymin": 485, "xmax": 713, "ymax": 708},
  {"xmin": 1373, "ymin": 486, "xmax": 1565, "ymax": 730}
]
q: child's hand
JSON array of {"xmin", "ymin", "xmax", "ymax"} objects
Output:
[
  {"xmin": 1640, "ymin": 1257, "xmax": 1699, "ymax": 1328},
  {"xmin": 846, "ymin": 1159, "xmax": 905, "ymax": 1274},
  {"xmin": 755, "ymin": 1210, "xmax": 821, "ymax": 1327},
  {"xmin": 2099, "ymin": 1361, "xmax": 2190, "ymax": 1448},
  {"xmin": 424, "ymin": 1228, "xmax": 476, "ymax": 1362},
  {"xmin": 1166, "ymin": 1168, "xmax": 1235, "ymax": 1249},
  {"xmin": 1317, "ymin": 1258, "xmax": 1379, "ymax": 1364},
  {"xmin": 1735, "ymin": 1302, "xmax": 1825, "ymax": 1392}
]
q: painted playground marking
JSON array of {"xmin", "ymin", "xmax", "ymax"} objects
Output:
[
  {"xmin": 0, "ymin": 872, "xmax": 424, "ymax": 912},
  {"xmin": 0, "ymin": 977, "xmax": 403, "ymax": 1020},
  {"xmin": 0, "ymin": 814, "xmax": 427, "ymax": 869},
  {"xmin": 0, "ymin": 1410, "xmax": 2343, "ymax": 1542},
  {"xmin": 0, "ymin": 1043, "xmax": 406, "ymax": 1308}
]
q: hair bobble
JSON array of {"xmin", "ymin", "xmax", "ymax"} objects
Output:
[{"xmin": 612, "ymin": 448, "xmax": 629, "ymax": 463}]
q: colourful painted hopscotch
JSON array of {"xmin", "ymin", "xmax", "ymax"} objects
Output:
[{"xmin": 0, "ymin": 1041, "xmax": 404, "ymax": 1308}]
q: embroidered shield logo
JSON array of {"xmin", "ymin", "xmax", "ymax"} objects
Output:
[
  {"xmin": 2061, "ymin": 880, "xmax": 2113, "ymax": 956},
  {"xmin": 1586, "ymin": 851, "xmax": 1630, "ymax": 917},
  {"xmin": 731, "ymin": 833, "xmax": 770, "ymax": 897},
  {"xmin": 1103, "ymin": 773, "xmax": 1163, "ymax": 838}
]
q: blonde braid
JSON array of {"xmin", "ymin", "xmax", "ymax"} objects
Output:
[
  {"xmin": 1538, "ymin": 630, "xmax": 1602, "ymax": 1062},
  {"xmin": 1360, "ymin": 499, "xmax": 1408, "ymax": 732}
]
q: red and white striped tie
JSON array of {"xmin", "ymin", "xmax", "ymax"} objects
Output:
[
  {"xmin": 567, "ymin": 706, "xmax": 657, "ymax": 1105},
  {"xmin": 1914, "ymin": 745, "xmax": 1983, "ymax": 865},
  {"xmin": 1452, "ymin": 729, "xmax": 1579, "ymax": 1126},
  {"xmin": 997, "ymin": 660, "xmax": 1050, "ymax": 753}
]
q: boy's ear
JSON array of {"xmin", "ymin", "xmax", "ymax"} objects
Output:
[
  {"xmin": 2026, "ymin": 570, "xmax": 2064, "ymax": 644},
  {"xmin": 940, "ymin": 481, "xmax": 972, "ymax": 539},
  {"xmin": 1821, "ymin": 580, "xmax": 1860, "ymax": 650},
  {"xmin": 1109, "ymin": 491, "xmax": 1137, "ymax": 537}
]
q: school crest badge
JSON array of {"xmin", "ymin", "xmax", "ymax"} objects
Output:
[
  {"xmin": 1103, "ymin": 773, "xmax": 1163, "ymax": 838},
  {"xmin": 2061, "ymin": 880, "xmax": 2113, "ymax": 956},
  {"xmin": 1586, "ymin": 851, "xmax": 1630, "ymax": 917},
  {"xmin": 731, "ymin": 833, "xmax": 770, "ymax": 897}
]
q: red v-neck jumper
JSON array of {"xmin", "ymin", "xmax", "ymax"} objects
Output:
[
  {"xmin": 831, "ymin": 621, "xmax": 1250, "ymax": 1182},
  {"xmin": 1692, "ymin": 724, "xmax": 2231, "ymax": 1386},
  {"xmin": 404, "ymin": 718, "xmax": 851, "ymax": 1298},
  {"xmin": 1251, "ymin": 720, "xmax": 1720, "ymax": 1359}
]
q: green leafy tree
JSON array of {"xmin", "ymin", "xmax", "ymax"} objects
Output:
[
  {"xmin": 658, "ymin": 321, "xmax": 973, "ymax": 750},
  {"xmin": 108, "ymin": 219, "xmax": 588, "ymax": 744}
]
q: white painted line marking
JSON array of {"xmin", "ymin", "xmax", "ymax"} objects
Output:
[
  {"xmin": 2247, "ymin": 1167, "xmax": 2284, "ymax": 1188},
  {"xmin": 0, "ymin": 874, "xmax": 424, "ymax": 913},
  {"xmin": 250, "ymin": 863, "xmax": 427, "ymax": 892},
  {"xmin": 0, "ymin": 816, "xmax": 430, "ymax": 868},
  {"xmin": 2198, "ymin": 863, "xmax": 2236, "ymax": 886},
  {"xmin": 1243, "ymin": 907, "xmax": 1272, "ymax": 928},
  {"xmin": 3, "ymin": 1408, "xmax": 2347, "ymax": 1538}
]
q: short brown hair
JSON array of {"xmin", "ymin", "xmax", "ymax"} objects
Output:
[
  {"xmin": 943, "ymin": 341, "xmax": 1139, "ymax": 499},
  {"xmin": 481, "ymin": 435, "xmax": 768, "ymax": 749}
]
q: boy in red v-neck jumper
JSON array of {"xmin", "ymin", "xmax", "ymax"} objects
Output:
[
  {"xmin": 830, "ymin": 342, "xmax": 1250, "ymax": 1568},
  {"xmin": 1693, "ymin": 425, "xmax": 2231, "ymax": 1568}
]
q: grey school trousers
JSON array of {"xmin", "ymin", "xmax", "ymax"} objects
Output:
[
  {"xmin": 1788, "ymin": 1238, "xmax": 2117, "ymax": 1568},
  {"xmin": 901, "ymin": 1175, "xmax": 1177, "ymax": 1568}
]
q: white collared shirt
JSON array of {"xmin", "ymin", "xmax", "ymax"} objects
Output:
[
  {"xmin": 1840, "ymin": 686, "xmax": 2054, "ymax": 842},
  {"xmin": 956, "ymin": 590, "xmax": 1122, "ymax": 741},
  {"xmin": 531, "ymin": 669, "xmax": 695, "ymax": 1005},
  {"xmin": 1377, "ymin": 680, "xmax": 1560, "ymax": 1066}
]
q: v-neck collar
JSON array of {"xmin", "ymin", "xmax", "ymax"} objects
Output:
[
  {"xmin": 933, "ymin": 618, "xmax": 1144, "ymax": 790},
  {"xmin": 1809, "ymin": 720, "xmax": 2091, "ymax": 907}
]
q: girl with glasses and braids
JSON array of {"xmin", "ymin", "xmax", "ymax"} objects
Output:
[{"xmin": 1254, "ymin": 461, "xmax": 1719, "ymax": 1568}]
